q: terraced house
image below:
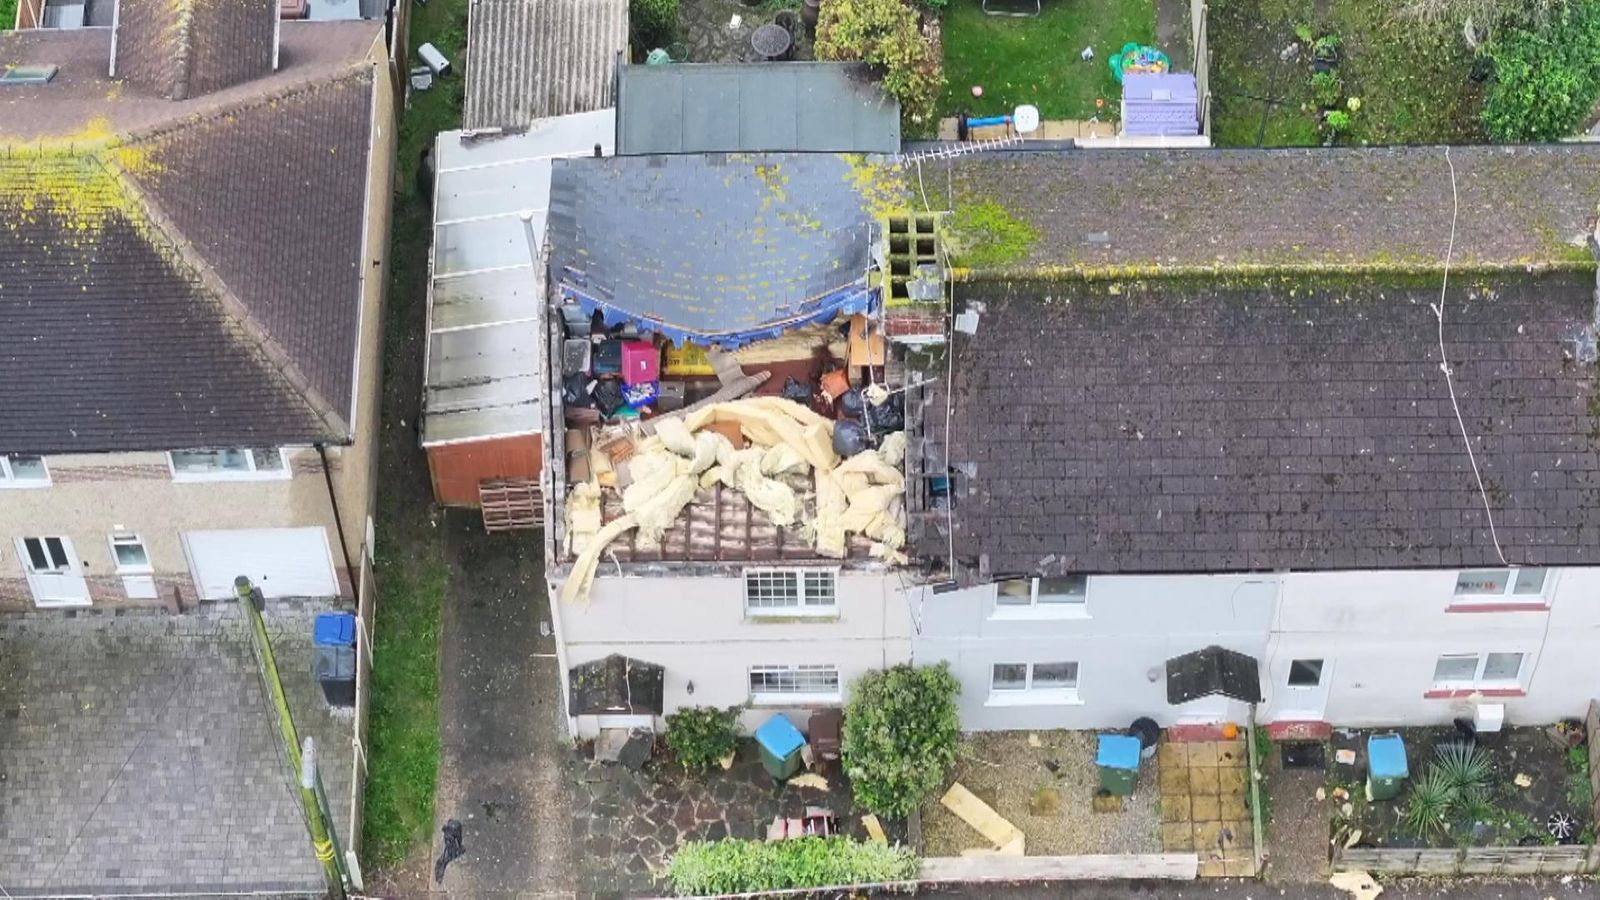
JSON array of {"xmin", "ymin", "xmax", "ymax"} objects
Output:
[
  {"xmin": 538, "ymin": 141, "xmax": 1600, "ymax": 743},
  {"xmin": 0, "ymin": 0, "xmax": 400, "ymax": 611}
]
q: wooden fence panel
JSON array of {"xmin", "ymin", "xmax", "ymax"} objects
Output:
[
  {"xmin": 1335, "ymin": 845, "xmax": 1594, "ymax": 877},
  {"xmin": 1189, "ymin": 0, "xmax": 1211, "ymax": 137},
  {"xmin": 921, "ymin": 854, "xmax": 1199, "ymax": 882},
  {"xmin": 347, "ymin": 548, "xmax": 376, "ymax": 879}
]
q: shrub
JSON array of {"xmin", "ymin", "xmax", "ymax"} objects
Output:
[
  {"xmin": 815, "ymin": 0, "xmax": 943, "ymax": 126},
  {"xmin": 1310, "ymin": 71, "xmax": 1343, "ymax": 107},
  {"xmin": 1402, "ymin": 768, "xmax": 1455, "ymax": 838},
  {"xmin": 665, "ymin": 838, "xmax": 919, "ymax": 895},
  {"xmin": 664, "ymin": 705, "xmax": 741, "ymax": 773},
  {"xmin": 631, "ymin": 0, "xmax": 679, "ymax": 52},
  {"xmin": 1324, "ymin": 109, "xmax": 1353, "ymax": 136},
  {"xmin": 1482, "ymin": 0, "xmax": 1600, "ymax": 142},
  {"xmin": 1433, "ymin": 742, "xmax": 1492, "ymax": 806},
  {"xmin": 841, "ymin": 663, "xmax": 961, "ymax": 818}
]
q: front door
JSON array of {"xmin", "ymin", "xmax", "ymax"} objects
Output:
[
  {"xmin": 1277, "ymin": 657, "xmax": 1333, "ymax": 720},
  {"xmin": 18, "ymin": 536, "xmax": 90, "ymax": 607}
]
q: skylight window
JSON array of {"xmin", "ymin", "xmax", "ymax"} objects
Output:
[{"xmin": 0, "ymin": 65, "xmax": 60, "ymax": 86}]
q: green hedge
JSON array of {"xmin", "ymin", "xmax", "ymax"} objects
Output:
[
  {"xmin": 631, "ymin": 0, "xmax": 678, "ymax": 52},
  {"xmin": 1483, "ymin": 0, "xmax": 1600, "ymax": 141},
  {"xmin": 665, "ymin": 838, "xmax": 918, "ymax": 895},
  {"xmin": 842, "ymin": 663, "xmax": 962, "ymax": 819}
]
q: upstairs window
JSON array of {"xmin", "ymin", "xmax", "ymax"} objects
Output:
[
  {"xmin": 0, "ymin": 455, "xmax": 49, "ymax": 487},
  {"xmin": 1454, "ymin": 568, "xmax": 1548, "ymax": 599},
  {"xmin": 993, "ymin": 575, "xmax": 1088, "ymax": 617},
  {"xmin": 169, "ymin": 448, "xmax": 289, "ymax": 481},
  {"xmin": 744, "ymin": 568, "xmax": 837, "ymax": 617}
]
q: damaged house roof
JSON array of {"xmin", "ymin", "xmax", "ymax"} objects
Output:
[
  {"xmin": 0, "ymin": 22, "xmax": 383, "ymax": 454},
  {"xmin": 545, "ymin": 153, "xmax": 880, "ymax": 348}
]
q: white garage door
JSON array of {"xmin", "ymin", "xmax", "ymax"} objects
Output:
[{"xmin": 184, "ymin": 528, "xmax": 339, "ymax": 600}]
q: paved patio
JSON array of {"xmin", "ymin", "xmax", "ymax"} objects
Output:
[
  {"xmin": 571, "ymin": 738, "xmax": 870, "ymax": 895},
  {"xmin": 0, "ymin": 604, "xmax": 353, "ymax": 897},
  {"xmin": 679, "ymin": 0, "xmax": 813, "ymax": 62},
  {"xmin": 1158, "ymin": 739, "xmax": 1256, "ymax": 877}
]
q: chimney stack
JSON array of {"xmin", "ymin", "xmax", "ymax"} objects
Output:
[{"xmin": 111, "ymin": 0, "xmax": 279, "ymax": 101}]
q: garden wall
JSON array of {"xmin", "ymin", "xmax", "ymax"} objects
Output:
[
  {"xmin": 921, "ymin": 853, "xmax": 1199, "ymax": 882},
  {"xmin": 1332, "ymin": 845, "xmax": 1599, "ymax": 877},
  {"xmin": 1190, "ymin": 0, "xmax": 1211, "ymax": 136}
]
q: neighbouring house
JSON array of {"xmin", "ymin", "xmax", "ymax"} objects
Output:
[
  {"xmin": 541, "ymin": 141, "xmax": 1600, "ymax": 743},
  {"xmin": 614, "ymin": 62, "xmax": 900, "ymax": 155},
  {"xmin": 909, "ymin": 146, "xmax": 1600, "ymax": 738},
  {"xmin": 0, "ymin": 3, "xmax": 399, "ymax": 611}
]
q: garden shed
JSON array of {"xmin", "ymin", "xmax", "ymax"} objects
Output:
[
  {"xmin": 614, "ymin": 62, "xmax": 900, "ymax": 155},
  {"xmin": 1121, "ymin": 72, "xmax": 1200, "ymax": 137},
  {"xmin": 422, "ymin": 109, "xmax": 616, "ymax": 524}
]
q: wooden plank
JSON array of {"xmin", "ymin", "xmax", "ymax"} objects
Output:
[
  {"xmin": 940, "ymin": 782, "xmax": 1024, "ymax": 852},
  {"xmin": 922, "ymin": 854, "xmax": 1198, "ymax": 882},
  {"xmin": 862, "ymin": 814, "xmax": 887, "ymax": 846}
]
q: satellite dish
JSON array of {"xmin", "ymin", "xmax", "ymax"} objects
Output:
[{"xmin": 1013, "ymin": 104, "xmax": 1041, "ymax": 134}]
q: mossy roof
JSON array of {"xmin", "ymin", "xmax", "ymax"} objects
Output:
[
  {"xmin": 928, "ymin": 146, "xmax": 1600, "ymax": 277},
  {"xmin": 0, "ymin": 25, "xmax": 380, "ymax": 453}
]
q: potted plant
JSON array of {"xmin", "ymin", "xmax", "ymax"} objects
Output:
[
  {"xmin": 802, "ymin": 0, "xmax": 823, "ymax": 37},
  {"xmin": 1313, "ymin": 33, "xmax": 1342, "ymax": 72}
]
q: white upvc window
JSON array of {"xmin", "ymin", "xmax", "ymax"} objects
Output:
[
  {"xmin": 744, "ymin": 568, "xmax": 838, "ymax": 617},
  {"xmin": 0, "ymin": 454, "xmax": 50, "ymax": 487},
  {"xmin": 168, "ymin": 448, "xmax": 290, "ymax": 481},
  {"xmin": 987, "ymin": 661, "xmax": 1082, "ymax": 705},
  {"xmin": 992, "ymin": 575, "xmax": 1088, "ymax": 618},
  {"xmin": 108, "ymin": 533, "xmax": 152, "ymax": 573},
  {"xmin": 1453, "ymin": 568, "xmax": 1549, "ymax": 600},
  {"xmin": 1432, "ymin": 652, "xmax": 1526, "ymax": 690},
  {"xmin": 748, "ymin": 664, "xmax": 841, "ymax": 705}
]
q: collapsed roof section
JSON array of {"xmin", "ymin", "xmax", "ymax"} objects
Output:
[{"xmin": 545, "ymin": 153, "xmax": 883, "ymax": 349}]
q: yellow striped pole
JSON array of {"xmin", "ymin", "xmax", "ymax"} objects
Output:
[{"xmin": 235, "ymin": 577, "xmax": 349, "ymax": 900}]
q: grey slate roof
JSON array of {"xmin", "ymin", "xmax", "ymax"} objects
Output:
[
  {"xmin": 0, "ymin": 161, "xmax": 333, "ymax": 453},
  {"xmin": 926, "ymin": 272, "xmax": 1600, "ymax": 576},
  {"xmin": 615, "ymin": 62, "xmax": 900, "ymax": 155},
  {"xmin": 127, "ymin": 72, "xmax": 375, "ymax": 422},
  {"xmin": 0, "ymin": 25, "xmax": 380, "ymax": 454},
  {"xmin": 463, "ymin": 0, "xmax": 627, "ymax": 129},
  {"xmin": 933, "ymin": 146, "xmax": 1600, "ymax": 274},
  {"xmin": 546, "ymin": 153, "xmax": 874, "ymax": 337},
  {"xmin": 112, "ymin": 0, "xmax": 278, "ymax": 100}
]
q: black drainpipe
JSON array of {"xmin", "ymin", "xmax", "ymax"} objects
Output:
[{"xmin": 316, "ymin": 443, "xmax": 360, "ymax": 598}]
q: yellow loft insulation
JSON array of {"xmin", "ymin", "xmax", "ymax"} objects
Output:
[{"xmin": 560, "ymin": 396, "xmax": 909, "ymax": 604}]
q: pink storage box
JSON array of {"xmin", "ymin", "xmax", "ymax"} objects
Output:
[{"xmin": 620, "ymin": 340, "xmax": 660, "ymax": 385}]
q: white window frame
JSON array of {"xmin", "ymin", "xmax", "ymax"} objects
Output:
[
  {"xmin": 1431, "ymin": 651, "xmax": 1526, "ymax": 690},
  {"xmin": 1452, "ymin": 568, "xmax": 1550, "ymax": 602},
  {"xmin": 986, "ymin": 661, "xmax": 1083, "ymax": 706},
  {"xmin": 108, "ymin": 533, "xmax": 153, "ymax": 574},
  {"xmin": 991, "ymin": 575, "xmax": 1089, "ymax": 619},
  {"xmin": 167, "ymin": 448, "xmax": 291, "ymax": 482},
  {"xmin": 747, "ymin": 664, "xmax": 842, "ymax": 705},
  {"xmin": 0, "ymin": 454, "xmax": 50, "ymax": 488},
  {"xmin": 743, "ymin": 567, "xmax": 839, "ymax": 618}
]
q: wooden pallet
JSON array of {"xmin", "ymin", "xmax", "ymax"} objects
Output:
[{"xmin": 479, "ymin": 478, "xmax": 543, "ymax": 532}]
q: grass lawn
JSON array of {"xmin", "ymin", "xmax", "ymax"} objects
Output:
[
  {"xmin": 358, "ymin": 0, "xmax": 465, "ymax": 873},
  {"xmin": 1210, "ymin": 0, "xmax": 1486, "ymax": 146},
  {"xmin": 937, "ymin": 0, "xmax": 1156, "ymax": 122}
]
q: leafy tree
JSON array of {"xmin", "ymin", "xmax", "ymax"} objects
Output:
[
  {"xmin": 1482, "ymin": 0, "xmax": 1600, "ymax": 141},
  {"xmin": 1401, "ymin": 0, "xmax": 1566, "ymax": 38},
  {"xmin": 841, "ymin": 663, "xmax": 961, "ymax": 819},
  {"xmin": 630, "ymin": 0, "xmax": 678, "ymax": 52},
  {"xmin": 815, "ymin": 0, "xmax": 943, "ymax": 127}
]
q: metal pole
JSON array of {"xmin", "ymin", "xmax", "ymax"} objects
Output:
[
  {"xmin": 301, "ymin": 738, "xmax": 348, "ymax": 900},
  {"xmin": 234, "ymin": 577, "xmax": 349, "ymax": 900}
]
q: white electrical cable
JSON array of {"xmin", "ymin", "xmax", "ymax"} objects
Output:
[{"xmin": 1433, "ymin": 146, "xmax": 1509, "ymax": 567}]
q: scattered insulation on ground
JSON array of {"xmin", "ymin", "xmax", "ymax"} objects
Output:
[{"xmin": 560, "ymin": 396, "xmax": 908, "ymax": 603}]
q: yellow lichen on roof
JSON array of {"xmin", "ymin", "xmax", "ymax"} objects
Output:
[
  {"xmin": 0, "ymin": 117, "xmax": 164, "ymax": 236},
  {"xmin": 842, "ymin": 153, "xmax": 910, "ymax": 221}
]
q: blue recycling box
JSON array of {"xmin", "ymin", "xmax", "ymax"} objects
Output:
[
  {"xmin": 1367, "ymin": 733, "xmax": 1409, "ymax": 801},
  {"xmin": 755, "ymin": 714, "xmax": 807, "ymax": 780},
  {"xmin": 314, "ymin": 612, "xmax": 357, "ymax": 647},
  {"xmin": 1097, "ymin": 734, "xmax": 1142, "ymax": 795}
]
